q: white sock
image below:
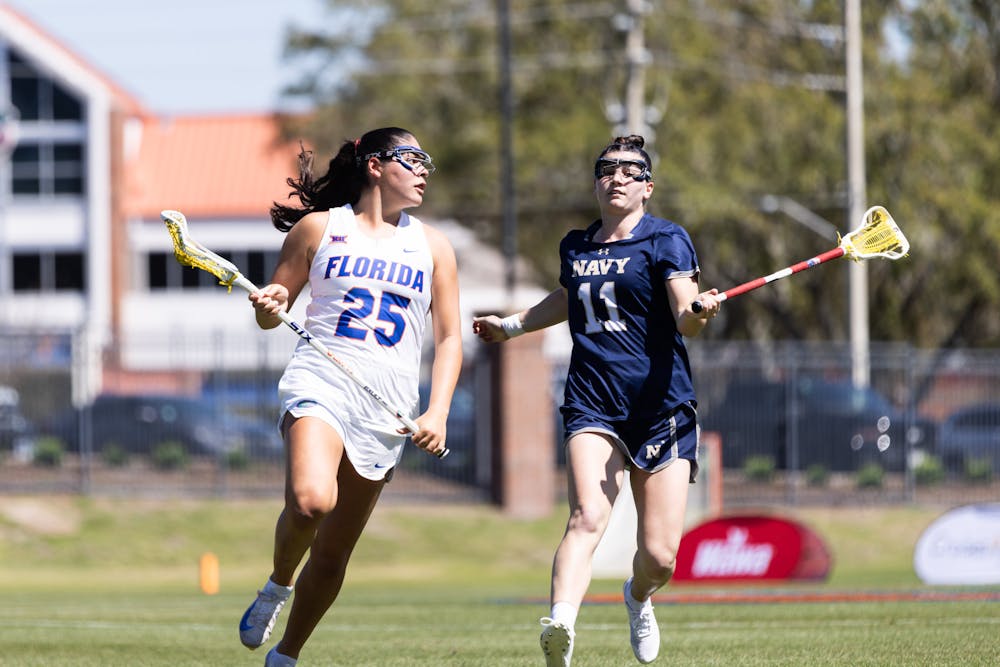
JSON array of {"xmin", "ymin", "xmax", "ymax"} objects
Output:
[
  {"xmin": 263, "ymin": 578, "xmax": 293, "ymax": 597},
  {"xmin": 550, "ymin": 601, "xmax": 578, "ymax": 628}
]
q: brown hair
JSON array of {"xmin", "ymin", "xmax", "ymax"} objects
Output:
[
  {"xmin": 597, "ymin": 134, "xmax": 652, "ymax": 172},
  {"xmin": 269, "ymin": 127, "xmax": 416, "ymax": 232}
]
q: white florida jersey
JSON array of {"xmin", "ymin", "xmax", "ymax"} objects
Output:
[{"xmin": 280, "ymin": 204, "xmax": 434, "ymax": 440}]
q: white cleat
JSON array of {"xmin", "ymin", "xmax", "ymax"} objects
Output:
[
  {"xmin": 539, "ymin": 617, "xmax": 575, "ymax": 667},
  {"xmin": 239, "ymin": 580, "xmax": 293, "ymax": 649},
  {"xmin": 624, "ymin": 578, "xmax": 660, "ymax": 664}
]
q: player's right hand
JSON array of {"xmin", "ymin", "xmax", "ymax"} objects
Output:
[
  {"xmin": 249, "ymin": 284, "xmax": 289, "ymax": 322},
  {"xmin": 472, "ymin": 315, "xmax": 507, "ymax": 343}
]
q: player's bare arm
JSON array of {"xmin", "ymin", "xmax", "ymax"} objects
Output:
[
  {"xmin": 472, "ymin": 287, "xmax": 568, "ymax": 343},
  {"xmin": 414, "ymin": 223, "xmax": 463, "ymax": 455},
  {"xmin": 667, "ymin": 276, "xmax": 719, "ymax": 338},
  {"xmin": 249, "ymin": 211, "xmax": 323, "ymax": 329}
]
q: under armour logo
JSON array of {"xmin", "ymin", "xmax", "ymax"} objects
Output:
[{"xmin": 597, "ymin": 248, "xmax": 610, "ymax": 255}]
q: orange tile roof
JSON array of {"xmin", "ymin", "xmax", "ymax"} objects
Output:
[{"xmin": 126, "ymin": 114, "xmax": 301, "ymax": 218}]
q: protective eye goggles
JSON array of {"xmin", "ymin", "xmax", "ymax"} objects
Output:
[
  {"xmin": 594, "ymin": 158, "xmax": 651, "ymax": 182},
  {"xmin": 361, "ymin": 145, "xmax": 436, "ymax": 175}
]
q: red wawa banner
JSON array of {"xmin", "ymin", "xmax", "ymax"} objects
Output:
[{"xmin": 673, "ymin": 514, "xmax": 832, "ymax": 583}]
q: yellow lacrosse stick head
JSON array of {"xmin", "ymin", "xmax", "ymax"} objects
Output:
[
  {"xmin": 161, "ymin": 210, "xmax": 241, "ymax": 291},
  {"xmin": 840, "ymin": 206, "xmax": 910, "ymax": 261}
]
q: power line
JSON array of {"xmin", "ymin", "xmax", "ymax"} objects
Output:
[
  {"xmin": 350, "ymin": 49, "xmax": 612, "ymax": 76},
  {"xmin": 335, "ymin": 1, "xmax": 842, "ymax": 43},
  {"xmin": 659, "ymin": 4, "xmax": 844, "ymax": 44},
  {"xmin": 648, "ymin": 51, "xmax": 846, "ymax": 91},
  {"xmin": 326, "ymin": 3, "xmax": 844, "ymax": 84},
  {"xmin": 348, "ymin": 47, "xmax": 844, "ymax": 92},
  {"xmin": 366, "ymin": 1, "xmax": 619, "ymax": 34}
]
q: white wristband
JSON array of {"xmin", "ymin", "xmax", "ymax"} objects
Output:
[{"xmin": 500, "ymin": 314, "xmax": 525, "ymax": 338}]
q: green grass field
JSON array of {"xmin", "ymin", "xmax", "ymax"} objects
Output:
[{"xmin": 1, "ymin": 497, "xmax": 998, "ymax": 666}]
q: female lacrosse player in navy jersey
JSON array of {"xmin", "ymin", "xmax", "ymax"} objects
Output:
[
  {"xmin": 240, "ymin": 127, "xmax": 462, "ymax": 667},
  {"xmin": 474, "ymin": 135, "xmax": 721, "ymax": 666}
]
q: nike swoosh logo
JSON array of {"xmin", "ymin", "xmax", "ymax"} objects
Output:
[
  {"xmin": 374, "ymin": 462, "xmax": 391, "ymax": 469},
  {"xmin": 403, "ymin": 248, "xmax": 419, "ymax": 253},
  {"xmin": 239, "ymin": 608, "xmax": 254, "ymax": 632}
]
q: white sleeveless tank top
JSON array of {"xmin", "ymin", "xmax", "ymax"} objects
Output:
[{"xmin": 281, "ymin": 204, "xmax": 434, "ymax": 433}]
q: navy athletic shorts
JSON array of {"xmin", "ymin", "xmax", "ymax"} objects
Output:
[{"xmin": 562, "ymin": 401, "xmax": 699, "ymax": 483}]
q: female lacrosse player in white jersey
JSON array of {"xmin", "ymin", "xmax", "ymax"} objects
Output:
[
  {"xmin": 239, "ymin": 127, "xmax": 462, "ymax": 667},
  {"xmin": 474, "ymin": 135, "xmax": 721, "ymax": 667}
]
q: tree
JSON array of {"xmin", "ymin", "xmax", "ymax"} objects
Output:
[
  {"xmin": 869, "ymin": 0, "xmax": 1000, "ymax": 347},
  {"xmin": 279, "ymin": 0, "xmax": 1000, "ymax": 348}
]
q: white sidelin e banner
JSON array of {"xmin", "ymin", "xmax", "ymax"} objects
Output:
[
  {"xmin": 591, "ymin": 460, "xmax": 714, "ymax": 578},
  {"xmin": 591, "ymin": 470, "xmax": 638, "ymax": 578},
  {"xmin": 913, "ymin": 503, "xmax": 1000, "ymax": 585}
]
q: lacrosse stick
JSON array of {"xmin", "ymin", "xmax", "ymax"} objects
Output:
[
  {"xmin": 160, "ymin": 210, "xmax": 448, "ymax": 458},
  {"xmin": 692, "ymin": 205, "xmax": 908, "ymax": 312}
]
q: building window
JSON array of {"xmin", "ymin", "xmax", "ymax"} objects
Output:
[
  {"xmin": 147, "ymin": 250, "xmax": 278, "ymax": 290},
  {"xmin": 53, "ymin": 144, "xmax": 85, "ymax": 193},
  {"xmin": 11, "ymin": 142, "xmax": 86, "ymax": 196},
  {"xmin": 11, "ymin": 251, "xmax": 86, "ymax": 292},
  {"xmin": 12, "ymin": 254, "xmax": 40, "ymax": 290},
  {"xmin": 8, "ymin": 50, "xmax": 84, "ymax": 122},
  {"xmin": 7, "ymin": 49, "xmax": 86, "ymax": 198},
  {"xmin": 147, "ymin": 252, "xmax": 169, "ymax": 289},
  {"xmin": 54, "ymin": 252, "xmax": 86, "ymax": 289}
]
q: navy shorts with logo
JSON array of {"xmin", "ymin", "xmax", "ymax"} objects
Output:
[{"xmin": 562, "ymin": 401, "xmax": 699, "ymax": 483}]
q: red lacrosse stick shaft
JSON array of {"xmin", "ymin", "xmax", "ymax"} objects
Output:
[
  {"xmin": 693, "ymin": 246, "xmax": 846, "ymax": 312},
  {"xmin": 721, "ymin": 246, "xmax": 846, "ymax": 301}
]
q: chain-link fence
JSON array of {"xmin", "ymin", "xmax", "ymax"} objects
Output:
[
  {"xmin": 1, "ymin": 330, "xmax": 998, "ymax": 508},
  {"xmin": 687, "ymin": 341, "xmax": 1000, "ymax": 507},
  {"xmin": 0, "ymin": 329, "xmax": 485, "ymax": 503}
]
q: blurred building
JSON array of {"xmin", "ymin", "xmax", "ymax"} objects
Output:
[{"xmin": 0, "ymin": 4, "xmax": 558, "ymax": 401}]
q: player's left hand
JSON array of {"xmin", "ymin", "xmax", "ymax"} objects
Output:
[
  {"xmin": 691, "ymin": 289, "xmax": 722, "ymax": 319},
  {"xmin": 403, "ymin": 411, "xmax": 449, "ymax": 457}
]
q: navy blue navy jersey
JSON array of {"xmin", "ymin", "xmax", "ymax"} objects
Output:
[{"xmin": 558, "ymin": 213, "xmax": 699, "ymax": 422}]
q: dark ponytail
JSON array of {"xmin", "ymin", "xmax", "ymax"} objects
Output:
[{"xmin": 269, "ymin": 127, "xmax": 416, "ymax": 232}]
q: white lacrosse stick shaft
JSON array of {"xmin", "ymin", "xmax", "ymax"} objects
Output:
[{"xmin": 161, "ymin": 210, "xmax": 447, "ymax": 458}]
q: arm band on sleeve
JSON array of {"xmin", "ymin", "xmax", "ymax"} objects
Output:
[{"xmin": 500, "ymin": 314, "xmax": 526, "ymax": 338}]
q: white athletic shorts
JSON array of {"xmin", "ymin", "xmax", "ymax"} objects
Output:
[{"xmin": 277, "ymin": 366, "xmax": 413, "ymax": 482}]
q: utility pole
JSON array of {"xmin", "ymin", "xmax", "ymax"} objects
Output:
[
  {"xmin": 496, "ymin": 0, "xmax": 517, "ymax": 306},
  {"xmin": 609, "ymin": 0, "xmax": 655, "ymax": 139},
  {"xmin": 845, "ymin": 0, "xmax": 869, "ymax": 386},
  {"xmin": 623, "ymin": 0, "xmax": 650, "ymax": 134}
]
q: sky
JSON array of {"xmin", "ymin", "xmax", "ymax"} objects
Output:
[{"xmin": 5, "ymin": 0, "xmax": 330, "ymax": 115}]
